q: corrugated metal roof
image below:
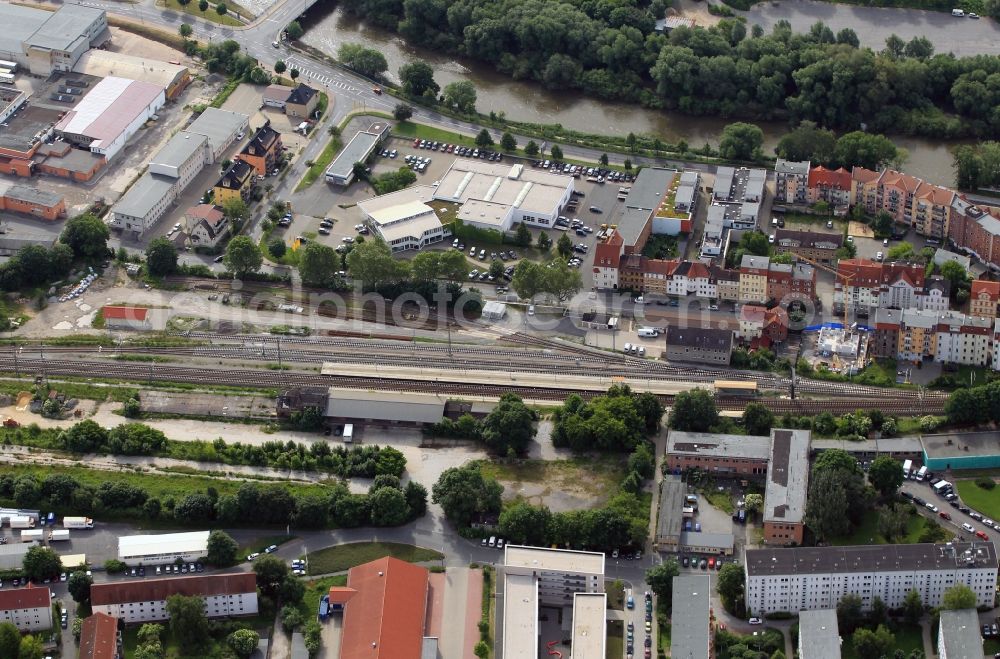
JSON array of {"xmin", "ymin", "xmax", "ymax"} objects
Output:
[
  {"xmin": 55, "ymin": 77, "xmax": 162, "ymax": 146},
  {"xmin": 324, "ymin": 389, "xmax": 446, "ymax": 423},
  {"xmin": 117, "ymin": 530, "xmax": 208, "ymax": 559}
]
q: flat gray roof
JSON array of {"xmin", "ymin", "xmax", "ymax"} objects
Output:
[
  {"xmin": 185, "ymin": 108, "xmax": 248, "ymax": 155},
  {"xmin": 655, "ymin": 475, "xmax": 686, "ymax": 542},
  {"xmin": 775, "ymin": 159, "xmax": 810, "ymax": 176},
  {"xmin": 939, "ymin": 609, "xmax": 983, "ymax": 659},
  {"xmin": 799, "ymin": 610, "xmax": 841, "ymax": 659},
  {"xmin": 570, "ymin": 593, "xmax": 606, "ymax": 659},
  {"xmin": 923, "ymin": 431, "xmax": 1000, "ymax": 459},
  {"xmin": 502, "ymin": 573, "xmax": 538, "ymax": 659},
  {"xmin": 680, "ymin": 532, "xmax": 734, "ymax": 551},
  {"xmin": 670, "ymin": 575, "xmax": 712, "ymax": 659},
  {"xmin": 0, "ymin": 183, "xmax": 63, "ymax": 208},
  {"xmin": 26, "ymin": 5, "xmax": 103, "ymax": 52},
  {"xmin": 764, "ymin": 429, "xmax": 810, "ymax": 525},
  {"xmin": 111, "ymin": 173, "xmax": 175, "ymax": 219},
  {"xmin": 150, "ymin": 132, "xmax": 207, "ymax": 170},
  {"xmin": 625, "ymin": 167, "xmax": 676, "ymax": 211},
  {"xmin": 0, "ymin": 4, "xmax": 48, "ymax": 58},
  {"xmin": 326, "ymin": 129, "xmax": 380, "ymax": 180},
  {"xmin": 811, "ymin": 437, "xmax": 923, "ymax": 454},
  {"xmin": 505, "ymin": 545, "xmax": 604, "ymax": 576},
  {"xmin": 668, "ymin": 430, "xmax": 771, "ymax": 460},
  {"xmin": 746, "ymin": 542, "xmax": 998, "ymax": 577},
  {"xmin": 324, "ymin": 387, "xmax": 446, "ymax": 423},
  {"xmin": 617, "ymin": 206, "xmax": 654, "ymax": 247}
]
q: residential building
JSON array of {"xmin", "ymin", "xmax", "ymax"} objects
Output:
[
  {"xmin": 738, "ymin": 255, "xmax": 770, "ymax": 304},
  {"xmin": 671, "ymin": 260, "xmax": 717, "ymax": 299},
  {"xmin": 971, "ymin": 280, "xmax": 1000, "ymax": 319},
  {"xmin": 674, "ymin": 170, "xmax": 700, "ymax": 215},
  {"xmin": 774, "ymin": 159, "xmax": 809, "ymax": 204},
  {"xmin": 117, "ymin": 531, "xmax": 209, "ymax": 563},
  {"xmin": 738, "ymin": 304, "xmax": 767, "ymax": 341},
  {"xmin": 897, "ymin": 308, "xmax": 938, "ymax": 362},
  {"xmin": 665, "ymin": 327, "xmax": 733, "ymax": 365},
  {"xmin": 772, "ymin": 228, "xmax": 843, "ymax": 264},
  {"xmin": 763, "ymin": 306, "xmax": 790, "ymax": 344},
  {"xmin": 744, "ymin": 542, "xmax": 998, "ymax": 615},
  {"xmin": 91, "ymin": 574, "xmax": 258, "ymax": 624},
  {"xmin": 618, "ymin": 254, "xmax": 646, "ymax": 292},
  {"xmin": 336, "ymin": 557, "xmax": 430, "ymax": 659},
  {"xmin": 934, "ymin": 311, "xmax": 992, "ymax": 367},
  {"xmin": 79, "ymin": 612, "xmax": 121, "ymax": 659},
  {"xmin": 214, "ymin": 159, "xmax": 255, "ymax": 204},
  {"xmin": 670, "ymin": 575, "xmax": 714, "ymax": 659},
  {"xmin": 806, "ymin": 166, "xmax": 852, "ymax": 207},
  {"xmin": 914, "ymin": 183, "xmax": 955, "ymax": 240},
  {"xmin": 325, "ymin": 122, "xmax": 390, "ymax": 186},
  {"xmin": 850, "ymin": 167, "xmax": 883, "ymax": 217},
  {"xmin": 938, "ymin": 609, "xmax": 984, "ymax": 659},
  {"xmin": 871, "ymin": 308, "xmax": 902, "ymax": 359},
  {"xmin": 592, "ymin": 230, "xmax": 623, "ymax": 290},
  {"xmin": 834, "ymin": 259, "xmax": 927, "ymax": 315},
  {"xmin": 569, "ymin": 593, "xmax": 607, "ymax": 659},
  {"xmin": 0, "ymin": 584, "xmax": 52, "ymax": 631},
  {"xmin": 872, "ymin": 169, "xmax": 926, "ymax": 226},
  {"xmin": 237, "ymin": 123, "xmax": 282, "ymax": 176},
  {"xmin": 358, "ymin": 186, "xmax": 445, "ymax": 252},
  {"xmin": 185, "ymin": 204, "xmax": 230, "ymax": 250},
  {"xmin": 762, "ymin": 429, "xmax": 810, "ymax": 546},
  {"xmin": 285, "ymin": 84, "xmax": 318, "ymax": 118},
  {"xmin": 798, "ymin": 610, "xmax": 841, "ymax": 659},
  {"xmin": 768, "ymin": 262, "xmax": 816, "ymax": 303},
  {"xmin": 102, "ymin": 306, "xmax": 151, "ymax": 331},
  {"xmin": 665, "ymin": 430, "xmax": 770, "ymax": 477},
  {"xmin": 922, "ymin": 276, "xmax": 951, "ymax": 312},
  {"xmin": 714, "ymin": 266, "xmax": 740, "ymax": 301}
]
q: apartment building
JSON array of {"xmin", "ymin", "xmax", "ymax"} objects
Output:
[
  {"xmin": 774, "ymin": 159, "xmax": 809, "ymax": 204},
  {"xmin": 913, "ymin": 183, "xmax": 955, "ymax": 240},
  {"xmin": 798, "ymin": 610, "xmax": 841, "ymax": 659},
  {"xmin": 971, "ymin": 280, "xmax": 1000, "ymax": 319},
  {"xmin": 665, "ymin": 431, "xmax": 771, "ymax": 476},
  {"xmin": 91, "ymin": 574, "xmax": 258, "ymax": 623},
  {"xmin": 772, "ymin": 228, "xmax": 843, "ymax": 264},
  {"xmin": 737, "ymin": 304, "xmax": 791, "ymax": 344},
  {"xmin": 851, "ymin": 167, "xmax": 883, "ymax": 217},
  {"xmin": 214, "ymin": 159, "xmax": 255, "ymax": 205},
  {"xmin": 744, "ymin": 542, "xmax": 998, "ymax": 615},
  {"xmin": 592, "ymin": 230, "xmax": 623, "ymax": 290},
  {"xmin": 670, "ymin": 575, "xmax": 714, "ymax": 659},
  {"xmin": 762, "ymin": 429, "xmax": 810, "ymax": 546},
  {"xmin": 739, "ymin": 255, "xmax": 770, "ymax": 304},
  {"xmin": 834, "ymin": 259, "xmax": 928, "ymax": 315},
  {"xmin": 0, "ymin": 584, "xmax": 52, "ymax": 631},
  {"xmin": 874, "ymin": 308, "xmax": 993, "ymax": 366},
  {"xmin": 185, "ymin": 204, "xmax": 230, "ymax": 250},
  {"xmin": 806, "ymin": 166, "xmax": 852, "ymax": 207},
  {"xmin": 665, "ymin": 327, "xmax": 734, "ymax": 365},
  {"xmin": 948, "ymin": 197, "xmax": 1000, "ymax": 271},
  {"xmin": 79, "ymin": 612, "xmax": 121, "ymax": 659},
  {"xmin": 935, "ymin": 312, "xmax": 993, "ymax": 367},
  {"xmin": 768, "ymin": 262, "xmax": 816, "ymax": 303},
  {"xmin": 847, "ymin": 167, "xmax": 955, "ymax": 237},
  {"xmin": 897, "ymin": 309, "xmax": 938, "ymax": 362},
  {"xmin": 938, "ymin": 609, "xmax": 984, "ymax": 659},
  {"xmin": 237, "ymin": 123, "xmax": 282, "ymax": 176}
]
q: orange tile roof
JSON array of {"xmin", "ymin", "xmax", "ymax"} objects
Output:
[
  {"xmin": 341, "ymin": 556, "xmax": 429, "ymax": 659},
  {"xmin": 917, "ymin": 184, "xmax": 955, "ymax": 206},
  {"xmin": 79, "ymin": 612, "xmax": 119, "ymax": 659},
  {"xmin": 851, "ymin": 167, "xmax": 882, "ymax": 184},
  {"xmin": 645, "ymin": 259, "xmax": 677, "ymax": 276},
  {"xmin": 101, "ymin": 305, "xmax": 148, "ymax": 322},
  {"xmin": 594, "ymin": 239, "xmax": 622, "ymax": 269},
  {"xmin": 740, "ymin": 305, "xmax": 767, "ymax": 323},
  {"xmin": 808, "ymin": 166, "xmax": 851, "ymax": 190},
  {"xmin": 880, "ymin": 169, "xmax": 924, "ymax": 193},
  {"xmin": 327, "ymin": 586, "xmax": 357, "ymax": 605},
  {"xmin": 686, "ymin": 261, "xmax": 711, "ymax": 279},
  {"xmin": 972, "ymin": 280, "xmax": 1000, "ymax": 300}
]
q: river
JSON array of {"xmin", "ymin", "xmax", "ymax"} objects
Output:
[{"xmin": 301, "ymin": 4, "xmax": 964, "ymax": 186}]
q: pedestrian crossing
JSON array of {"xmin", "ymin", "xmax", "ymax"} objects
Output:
[{"xmin": 284, "ymin": 59, "xmax": 356, "ymax": 92}]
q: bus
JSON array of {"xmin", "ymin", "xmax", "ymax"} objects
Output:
[{"xmin": 0, "ymin": 61, "xmax": 16, "ymax": 73}]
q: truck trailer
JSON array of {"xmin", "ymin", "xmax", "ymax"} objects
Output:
[
  {"xmin": 48, "ymin": 530, "xmax": 70, "ymax": 542},
  {"xmin": 10, "ymin": 516, "xmax": 35, "ymax": 529},
  {"xmin": 20, "ymin": 529, "xmax": 43, "ymax": 542},
  {"xmin": 902, "ymin": 459, "xmax": 913, "ymax": 478},
  {"xmin": 63, "ymin": 517, "xmax": 94, "ymax": 529}
]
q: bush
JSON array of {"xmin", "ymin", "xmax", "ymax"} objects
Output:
[
  {"xmin": 976, "ymin": 477, "xmax": 995, "ymax": 490},
  {"xmin": 104, "ymin": 559, "xmax": 127, "ymax": 574}
]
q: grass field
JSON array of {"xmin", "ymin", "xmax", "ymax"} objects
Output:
[
  {"xmin": 393, "ymin": 121, "xmax": 478, "ymax": 147},
  {"xmin": 657, "ymin": 617, "xmax": 671, "ymax": 659},
  {"xmin": 606, "ymin": 620, "xmax": 624, "ymax": 659},
  {"xmin": 831, "ymin": 508, "xmax": 926, "ymax": 546},
  {"xmin": 159, "ymin": 0, "xmax": 244, "ymax": 26},
  {"xmin": 306, "ymin": 542, "xmax": 443, "ymax": 575},
  {"xmin": 296, "ymin": 574, "xmax": 348, "ymax": 623},
  {"xmin": 296, "ymin": 135, "xmax": 342, "ymax": 191},
  {"xmin": 956, "ymin": 479, "xmax": 1000, "ymax": 520},
  {"xmin": 238, "ymin": 535, "xmax": 295, "ymax": 560},
  {"xmin": 479, "ymin": 456, "xmax": 628, "ymax": 504},
  {"xmin": 839, "ymin": 623, "xmax": 923, "ymax": 659}
]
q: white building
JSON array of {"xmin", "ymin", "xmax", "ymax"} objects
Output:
[
  {"xmin": 501, "ymin": 545, "xmax": 605, "ymax": 659},
  {"xmin": 109, "ymin": 173, "xmax": 177, "ymax": 238},
  {"xmin": 54, "ymin": 77, "xmax": 165, "ymax": 162},
  {"xmin": 798, "ymin": 610, "xmax": 841, "ymax": 659},
  {"xmin": 148, "ymin": 132, "xmax": 210, "ymax": 188},
  {"xmin": 938, "ymin": 609, "xmax": 984, "ymax": 659},
  {"xmin": 0, "ymin": 584, "xmax": 52, "ymax": 631},
  {"xmin": 184, "ymin": 108, "xmax": 250, "ymax": 161},
  {"xmin": 434, "ymin": 160, "xmax": 573, "ymax": 232},
  {"xmin": 91, "ymin": 574, "xmax": 258, "ymax": 624},
  {"xmin": 935, "ymin": 312, "xmax": 993, "ymax": 367},
  {"xmin": 22, "ymin": 5, "xmax": 109, "ymax": 76},
  {"xmin": 357, "ymin": 185, "xmax": 445, "ymax": 252},
  {"xmin": 324, "ymin": 122, "xmax": 390, "ymax": 186},
  {"xmin": 745, "ymin": 542, "xmax": 998, "ymax": 615},
  {"xmin": 118, "ymin": 531, "xmax": 209, "ymax": 563}
]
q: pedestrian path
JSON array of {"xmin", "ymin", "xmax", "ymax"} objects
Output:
[{"xmin": 285, "ymin": 57, "xmax": 356, "ymax": 91}]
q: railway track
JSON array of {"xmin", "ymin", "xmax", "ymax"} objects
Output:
[{"xmin": 0, "ymin": 356, "xmax": 945, "ymax": 416}]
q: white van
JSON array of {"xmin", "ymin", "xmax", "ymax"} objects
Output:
[
  {"xmin": 488, "ymin": 536, "xmax": 497, "ymax": 548},
  {"xmin": 342, "ymin": 424, "xmax": 354, "ymax": 444},
  {"xmin": 952, "ymin": 8, "xmax": 965, "ymax": 16},
  {"xmin": 638, "ymin": 327, "xmax": 659, "ymax": 338},
  {"xmin": 623, "ymin": 342, "xmax": 632, "ymax": 354}
]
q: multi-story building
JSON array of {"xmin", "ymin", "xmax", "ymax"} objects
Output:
[
  {"xmin": 876, "ymin": 169, "xmax": 925, "ymax": 226},
  {"xmin": 714, "ymin": 266, "xmax": 740, "ymax": 302},
  {"xmin": 834, "ymin": 259, "xmax": 927, "ymax": 315},
  {"xmin": 0, "ymin": 584, "xmax": 52, "ymax": 631},
  {"xmin": 739, "ymin": 255, "xmax": 770, "ymax": 304},
  {"xmin": 665, "ymin": 327, "xmax": 734, "ymax": 365},
  {"xmin": 775, "ymin": 159, "xmax": 810, "ymax": 204},
  {"xmin": 850, "ymin": 167, "xmax": 883, "ymax": 217},
  {"xmin": 762, "ymin": 429, "xmax": 810, "ymax": 546},
  {"xmin": 763, "ymin": 306, "xmax": 789, "ymax": 344},
  {"xmin": 897, "ymin": 308, "xmax": 938, "ymax": 362},
  {"xmin": 971, "ymin": 280, "xmax": 1000, "ymax": 319},
  {"xmin": 237, "ymin": 123, "xmax": 282, "ymax": 176},
  {"xmin": 913, "ymin": 183, "xmax": 955, "ymax": 240},
  {"xmin": 214, "ymin": 159, "xmax": 255, "ymax": 205},
  {"xmin": 91, "ymin": 574, "xmax": 258, "ymax": 623},
  {"xmin": 744, "ymin": 542, "xmax": 998, "ymax": 615},
  {"xmin": 938, "ymin": 609, "xmax": 983, "ymax": 659},
  {"xmin": 79, "ymin": 612, "xmax": 121, "ymax": 659},
  {"xmin": 871, "ymin": 308, "xmax": 902, "ymax": 359},
  {"xmin": 665, "ymin": 431, "xmax": 771, "ymax": 476},
  {"xmin": 618, "ymin": 254, "xmax": 646, "ymax": 292},
  {"xmin": 767, "ymin": 262, "xmax": 816, "ymax": 303},
  {"xmin": 948, "ymin": 196, "xmax": 1000, "ymax": 270},
  {"xmin": 806, "ymin": 166, "xmax": 852, "ymax": 208},
  {"xmin": 643, "ymin": 258, "xmax": 674, "ymax": 295},
  {"xmin": 772, "ymin": 228, "xmax": 843, "ymax": 264},
  {"xmin": 798, "ymin": 610, "xmax": 841, "ymax": 659},
  {"xmin": 922, "ymin": 276, "xmax": 951, "ymax": 312},
  {"xmin": 284, "ymin": 84, "xmax": 318, "ymax": 119},
  {"xmin": 592, "ymin": 230, "xmax": 623, "ymax": 290},
  {"xmin": 670, "ymin": 575, "xmax": 714, "ymax": 659},
  {"xmin": 738, "ymin": 305, "xmax": 767, "ymax": 341},
  {"xmin": 185, "ymin": 204, "xmax": 230, "ymax": 250},
  {"xmin": 875, "ymin": 309, "xmax": 993, "ymax": 366},
  {"xmin": 848, "ymin": 167, "xmax": 956, "ymax": 237},
  {"xmin": 934, "ymin": 312, "xmax": 993, "ymax": 367}
]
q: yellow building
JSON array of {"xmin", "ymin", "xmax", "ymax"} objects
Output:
[
  {"xmin": 738, "ymin": 255, "xmax": 769, "ymax": 304},
  {"xmin": 213, "ymin": 159, "xmax": 255, "ymax": 205}
]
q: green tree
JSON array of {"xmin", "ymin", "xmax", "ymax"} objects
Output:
[
  {"xmin": 337, "ymin": 43, "xmax": 389, "ymax": 79},
  {"xmin": 198, "ymin": 0, "xmax": 208, "ymax": 11},
  {"xmin": 23, "ymin": 546, "xmax": 62, "ymax": 582},
  {"xmin": 870, "ymin": 210, "xmax": 894, "ymax": 238},
  {"xmin": 668, "ymin": 389, "xmax": 718, "ymax": 432},
  {"xmin": 404, "ymin": 481, "xmax": 428, "ymax": 518},
  {"xmin": 206, "ymin": 530, "xmax": 238, "ymax": 566},
  {"xmin": 474, "ymin": 641, "xmax": 489, "ymax": 659},
  {"xmin": 268, "ymin": 238, "xmax": 287, "ymax": 259},
  {"xmin": 902, "ymin": 589, "xmax": 923, "ymax": 624},
  {"xmin": 274, "ymin": 60, "xmax": 286, "ymax": 74},
  {"xmin": 852, "ymin": 625, "xmax": 895, "ymax": 659},
  {"xmin": 281, "ymin": 605, "xmax": 304, "ymax": 632},
  {"xmin": 775, "ymin": 121, "xmax": 837, "ymax": 163},
  {"xmin": 488, "ymin": 259, "xmax": 504, "ymax": 280},
  {"xmin": 500, "ymin": 132, "xmax": 517, "ymax": 152},
  {"xmin": 290, "ymin": 68, "xmax": 299, "ymax": 81},
  {"xmin": 19, "ymin": 636, "xmax": 43, "ymax": 659},
  {"xmin": 0, "ymin": 622, "xmax": 19, "ymax": 658},
  {"xmin": 646, "ymin": 560, "xmax": 680, "ymax": 607},
  {"xmin": 68, "ymin": 570, "xmax": 93, "ymax": 604},
  {"xmin": 876, "ymin": 503, "xmax": 908, "ymax": 542},
  {"xmin": 499, "ymin": 502, "xmax": 551, "ymax": 545},
  {"xmin": 716, "ymin": 562, "xmax": 745, "ymax": 608},
  {"xmin": 887, "ymin": 242, "xmax": 915, "ymax": 260},
  {"xmin": 940, "ymin": 260, "xmax": 970, "ymax": 290},
  {"xmin": 432, "ymin": 464, "xmax": 503, "ymax": 527},
  {"xmin": 600, "ymin": 153, "xmax": 609, "ymax": 166},
  {"xmin": 834, "ymin": 131, "xmax": 900, "ymax": 170},
  {"xmin": 719, "ymin": 122, "xmax": 764, "ymax": 161},
  {"xmin": 443, "ymin": 81, "xmax": 477, "ymax": 113},
  {"xmin": 393, "ymin": 104, "xmax": 413, "ymax": 121},
  {"xmin": 368, "ymin": 486, "xmax": 410, "ymax": 526},
  {"xmin": 475, "ymin": 129, "xmax": 494, "ymax": 148},
  {"xmin": 837, "ymin": 593, "xmax": 864, "ymax": 633},
  {"xmin": 525, "ymin": 141, "xmax": 540, "ymax": 157},
  {"xmin": 399, "ymin": 61, "xmax": 438, "ymax": 97},
  {"xmin": 556, "ymin": 233, "xmax": 573, "ymax": 259},
  {"xmin": 346, "ymin": 239, "xmax": 409, "ymax": 291},
  {"xmin": 741, "ymin": 402, "xmax": 774, "ymax": 435},
  {"xmin": 537, "ymin": 231, "xmax": 552, "ymax": 252},
  {"xmin": 177, "ymin": 23, "xmax": 192, "ymax": 39},
  {"xmin": 166, "ymin": 594, "xmax": 210, "ymax": 653},
  {"xmin": 515, "ymin": 222, "xmax": 532, "ymax": 247},
  {"xmin": 224, "ymin": 235, "xmax": 263, "ymax": 278},
  {"xmin": 145, "ymin": 238, "xmax": 178, "ymax": 277},
  {"xmin": 215, "ymin": 2, "xmax": 227, "ymax": 15},
  {"xmin": 299, "ymin": 243, "xmax": 341, "ymax": 288},
  {"xmin": 744, "ymin": 493, "xmax": 763, "ymax": 514},
  {"xmin": 868, "ymin": 456, "xmax": 904, "ymax": 497},
  {"xmin": 123, "ymin": 397, "xmax": 141, "ymax": 418},
  {"xmin": 227, "ymin": 629, "xmax": 260, "ymax": 657},
  {"xmin": 253, "ymin": 555, "xmax": 290, "ymax": 599},
  {"xmin": 285, "ymin": 20, "xmax": 303, "ymax": 40},
  {"xmin": 805, "ymin": 468, "xmax": 852, "ymax": 541},
  {"xmin": 941, "ymin": 583, "xmax": 977, "ymax": 610},
  {"xmin": 550, "ymin": 144, "xmax": 563, "ymax": 161}
]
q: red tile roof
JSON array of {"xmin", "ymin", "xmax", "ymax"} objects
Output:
[
  {"xmin": 686, "ymin": 261, "xmax": 711, "ymax": 279},
  {"xmin": 740, "ymin": 305, "xmax": 767, "ymax": 323},
  {"xmin": 645, "ymin": 259, "xmax": 677, "ymax": 276},
  {"xmin": 341, "ymin": 556, "xmax": 429, "ymax": 659},
  {"xmin": 0, "ymin": 583, "xmax": 50, "ymax": 611},
  {"xmin": 101, "ymin": 306, "xmax": 148, "ymax": 321},
  {"xmin": 185, "ymin": 203, "xmax": 225, "ymax": 227},
  {"xmin": 916, "ymin": 184, "xmax": 955, "ymax": 206},
  {"xmin": 881, "ymin": 170, "xmax": 924, "ymax": 193},
  {"xmin": 808, "ymin": 166, "xmax": 851, "ymax": 190},
  {"xmin": 79, "ymin": 612, "xmax": 119, "ymax": 659},
  {"xmin": 91, "ymin": 573, "xmax": 256, "ymax": 606},
  {"xmin": 972, "ymin": 280, "xmax": 1000, "ymax": 301},
  {"xmin": 327, "ymin": 586, "xmax": 357, "ymax": 605},
  {"xmin": 594, "ymin": 237, "xmax": 623, "ymax": 269},
  {"xmin": 851, "ymin": 167, "xmax": 882, "ymax": 184}
]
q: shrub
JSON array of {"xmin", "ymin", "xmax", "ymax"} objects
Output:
[{"xmin": 976, "ymin": 477, "xmax": 995, "ymax": 490}]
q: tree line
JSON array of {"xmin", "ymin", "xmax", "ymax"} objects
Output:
[
  {"xmin": 338, "ymin": 0, "xmax": 1000, "ymax": 140},
  {"xmin": 552, "ymin": 385, "xmax": 664, "ymax": 452},
  {"xmin": 430, "ymin": 393, "xmax": 538, "ymax": 456}
]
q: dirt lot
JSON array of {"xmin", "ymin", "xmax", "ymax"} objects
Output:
[{"xmin": 480, "ymin": 456, "xmax": 627, "ymax": 512}]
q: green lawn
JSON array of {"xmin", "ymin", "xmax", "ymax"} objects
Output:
[
  {"xmin": 956, "ymin": 480, "xmax": 1000, "ymax": 520},
  {"xmin": 238, "ymin": 535, "xmax": 295, "ymax": 560},
  {"xmin": 393, "ymin": 121, "xmax": 478, "ymax": 147},
  {"xmin": 296, "ymin": 135, "xmax": 342, "ymax": 191},
  {"xmin": 985, "ymin": 638, "xmax": 1000, "ymax": 655},
  {"xmin": 657, "ymin": 617, "xmax": 671, "ymax": 659},
  {"xmin": 295, "ymin": 574, "xmax": 347, "ymax": 623},
  {"xmin": 839, "ymin": 623, "xmax": 923, "ymax": 659},
  {"xmin": 831, "ymin": 508, "xmax": 926, "ymax": 546},
  {"xmin": 606, "ymin": 619, "xmax": 624, "ymax": 659},
  {"xmin": 305, "ymin": 542, "xmax": 443, "ymax": 575},
  {"xmin": 699, "ymin": 488, "xmax": 735, "ymax": 515},
  {"xmin": 160, "ymin": 0, "xmax": 245, "ymax": 25}
]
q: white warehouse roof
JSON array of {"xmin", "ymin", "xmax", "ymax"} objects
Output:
[
  {"xmin": 118, "ymin": 531, "xmax": 209, "ymax": 559},
  {"xmin": 54, "ymin": 77, "xmax": 163, "ymax": 149}
]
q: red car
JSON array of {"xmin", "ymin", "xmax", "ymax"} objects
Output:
[
  {"xmin": 976, "ymin": 530, "xmax": 990, "ymax": 540},
  {"xmin": 708, "ymin": 557, "xmax": 715, "ymax": 569},
  {"xmin": 939, "ymin": 512, "xmax": 952, "ymax": 521}
]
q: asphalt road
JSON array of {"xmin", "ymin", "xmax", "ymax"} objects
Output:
[
  {"xmin": 900, "ymin": 476, "xmax": 1000, "ymax": 546},
  {"xmin": 743, "ymin": 0, "xmax": 1000, "ymax": 57}
]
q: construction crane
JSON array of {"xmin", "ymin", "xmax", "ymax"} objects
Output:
[{"xmin": 789, "ymin": 252, "xmax": 862, "ymax": 329}]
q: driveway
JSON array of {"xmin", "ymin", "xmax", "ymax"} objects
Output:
[{"xmin": 742, "ymin": 0, "xmax": 1000, "ymax": 57}]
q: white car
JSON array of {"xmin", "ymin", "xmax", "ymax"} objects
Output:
[
  {"xmin": 963, "ymin": 523, "xmax": 975, "ymax": 533},
  {"xmin": 748, "ymin": 617, "xmax": 763, "ymax": 625},
  {"xmin": 246, "ymin": 552, "xmax": 260, "ymax": 561}
]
